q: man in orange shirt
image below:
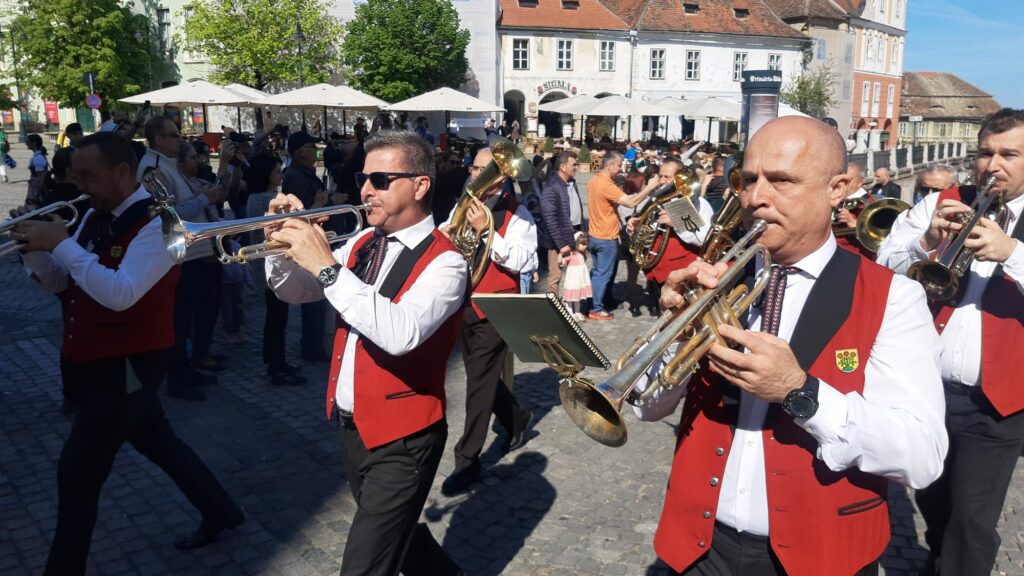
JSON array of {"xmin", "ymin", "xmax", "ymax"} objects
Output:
[{"xmin": 586, "ymin": 151, "xmax": 652, "ymax": 319}]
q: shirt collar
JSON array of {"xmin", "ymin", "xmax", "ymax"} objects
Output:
[
  {"xmin": 111, "ymin": 185, "xmax": 152, "ymax": 219},
  {"xmin": 386, "ymin": 213, "xmax": 436, "ymax": 250},
  {"xmin": 147, "ymin": 147, "xmax": 177, "ymax": 166},
  {"xmin": 846, "ymin": 188, "xmax": 868, "ymax": 199},
  {"xmin": 758, "ymin": 233, "xmax": 836, "ymax": 281}
]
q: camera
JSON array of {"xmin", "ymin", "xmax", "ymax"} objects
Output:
[{"xmin": 227, "ymin": 131, "xmax": 253, "ymax": 144}]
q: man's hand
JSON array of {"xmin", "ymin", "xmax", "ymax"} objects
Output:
[
  {"xmin": 626, "ymin": 217, "xmax": 639, "ymax": 235},
  {"xmin": 11, "ymin": 214, "xmax": 70, "ymax": 253},
  {"xmin": 330, "ymin": 192, "xmax": 349, "ymax": 206},
  {"xmin": 313, "ymin": 189, "xmax": 329, "ymax": 208},
  {"xmin": 656, "ymin": 209, "xmax": 672, "ymax": 227},
  {"xmin": 467, "ymin": 198, "xmax": 489, "ymax": 234},
  {"xmin": 707, "ymin": 324, "xmax": 807, "ymax": 404},
  {"xmin": 660, "ymin": 260, "xmax": 728, "ymax": 309},
  {"xmin": 559, "ymin": 245, "xmax": 572, "ymax": 257},
  {"xmin": 643, "ymin": 174, "xmax": 661, "ymax": 193},
  {"xmin": 921, "ymin": 199, "xmax": 971, "ymax": 252},
  {"xmin": 271, "ymin": 219, "xmax": 336, "ymax": 275},
  {"xmin": 265, "ymin": 193, "xmax": 305, "ymax": 241},
  {"xmin": 198, "ymin": 183, "xmax": 226, "ymax": 205},
  {"xmin": 836, "ymin": 208, "xmax": 856, "ymax": 228},
  {"xmin": 966, "ymin": 217, "xmax": 1019, "ymax": 263}
]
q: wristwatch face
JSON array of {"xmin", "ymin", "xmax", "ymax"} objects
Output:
[
  {"xmin": 784, "ymin": 390, "xmax": 819, "ymax": 419},
  {"xmin": 318, "ymin": 265, "xmax": 339, "ymax": 287}
]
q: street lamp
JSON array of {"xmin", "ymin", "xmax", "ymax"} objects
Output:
[
  {"xmin": 0, "ymin": 26, "xmax": 28, "ymax": 143},
  {"xmin": 134, "ymin": 31, "xmax": 154, "ymax": 90}
]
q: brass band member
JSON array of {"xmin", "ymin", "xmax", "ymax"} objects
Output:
[
  {"xmin": 14, "ymin": 133, "xmax": 244, "ymax": 576},
  {"xmin": 439, "ymin": 146, "xmax": 538, "ymax": 496},
  {"xmin": 877, "ymin": 108, "xmax": 1024, "ymax": 576},
  {"xmin": 266, "ymin": 130, "xmax": 464, "ymax": 575},
  {"xmin": 633, "ymin": 117, "xmax": 946, "ymax": 575},
  {"xmin": 832, "ymin": 163, "xmax": 876, "ymax": 258}
]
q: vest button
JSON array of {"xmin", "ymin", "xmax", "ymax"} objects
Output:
[
  {"xmin": 698, "ymin": 540, "xmax": 706, "ymax": 548},
  {"xmin": 710, "ymin": 477, "xmax": 719, "ymax": 486},
  {"xmin": 68, "ymin": 335, "xmax": 73, "ymax": 340},
  {"xmin": 69, "ymin": 299, "xmax": 76, "ymax": 305},
  {"xmin": 703, "ymin": 511, "xmax": 712, "ymax": 519},
  {"xmin": 938, "ymin": 323, "xmax": 946, "ymax": 329},
  {"xmin": 69, "ymin": 317, "xmax": 74, "ymax": 323},
  {"xmin": 715, "ymin": 447, "xmax": 724, "ymax": 456}
]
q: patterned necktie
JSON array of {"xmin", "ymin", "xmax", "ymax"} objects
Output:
[
  {"xmin": 360, "ymin": 230, "xmax": 390, "ymax": 285},
  {"xmin": 760, "ymin": 265, "xmax": 791, "ymax": 337},
  {"xmin": 997, "ymin": 207, "xmax": 1013, "ymax": 233},
  {"xmin": 77, "ymin": 211, "xmax": 114, "ymax": 250}
]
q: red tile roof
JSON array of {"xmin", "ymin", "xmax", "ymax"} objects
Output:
[
  {"xmin": 760, "ymin": 0, "xmax": 849, "ymax": 22},
  {"xmin": 900, "ymin": 72, "xmax": 1002, "ymax": 120},
  {"xmin": 498, "ymin": 0, "xmax": 630, "ymax": 31}
]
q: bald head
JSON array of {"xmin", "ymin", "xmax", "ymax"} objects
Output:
[{"xmin": 749, "ymin": 117, "xmax": 848, "ymax": 181}]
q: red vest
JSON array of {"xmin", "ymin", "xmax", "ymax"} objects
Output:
[
  {"xmin": 656, "ymin": 254, "xmax": 893, "ymax": 576},
  {"xmin": 59, "ymin": 202, "xmax": 180, "ymax": 364},
  {"xmin": 326, "ymin": 229, "xmax": 464, "ymax": 449},
  {"xmin": 645, "ymin": 232, "xmax": 700, "ymax": 284},
  {"xmin": 929, "ymin": 186, "xmax": 1024, "ymax": 416},
  {"xmin": 470, "ymin": 196, "xmax": 521, "ymax": 318}
]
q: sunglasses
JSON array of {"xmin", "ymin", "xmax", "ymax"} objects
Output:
[
  {"xmin": 355, "ymin": 171, "xmax": 425, "ymax": 190},
  {"xmin": 160, "ymin": 132, "xmax": 180, "ymax": 139},
  {"xmin": 918, "ymin": 186, "xmax": 942, "ymax": 194}
]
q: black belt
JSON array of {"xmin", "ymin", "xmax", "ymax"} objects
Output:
[
  {"xmin": 335, "ymin": 407, "xmax": 357, "ymax": 430},
  {"xmin": 713, "ymin": 521, "xmax": 769, "ymax": 546},
  {"xmin": 943, "ymin": 380, "xmax": 974, "ymax": 395}
]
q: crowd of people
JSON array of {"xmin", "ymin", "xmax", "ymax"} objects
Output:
[{"xmin": 3, "ymin": 103, "xmax": 1024, "ymax": 576}]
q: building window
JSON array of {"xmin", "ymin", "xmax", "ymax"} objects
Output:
[
  {"xmin": 878, "ymin": 0, "xmax": 886, "ymax": 18},
  {"xmin": 939, "ymin": 123, "xmax": 948, "ymax": 137},
  {"xmin": 962, "ymin": 123, "xmax": 973, "ymax": 138},
  {"xmin": 512, "ymin": 39, "xmax": 529, "ymax": 70},
  {"xmin": 157, "ymin": 7, "xmax": 171, "ymax": 54},
  {"xmin": 685, "ymin": 50, "xmax": 701, "ymax": 80},
  {"xmin": 557, "ymin": 39, "xmax": 573, "ymax": 71},
  {"xmin": 871, "ymin": 81, "xmax": 881, "ymax": 117},
  {"xmin": 845, "ymin": 40, "xmax": 853, "ymax": 64},
  {"xmin": 866, "ymin": 36, "xmax": 876, "ymax": 64},
  {"xmin": 600, "ymin": 41, "xmax": 615, "ymax": 71},
  {"xmin": 895, "ymin": 0, "xmax": 902, "ymax": 20},
  {"xmin": 899, "ymin": 122, "xmax": 908, "ymax": 137},
  {"xmin": 768, "ymin": 53, "xmax": 782, "ymax": 71},
  {"xmin": 886, "ymin": 84, "xmax": 895, "ymax": 118},
  {"xmin": 561, "ymin": 0, "xmax": 579, "ymax": 8},
  {"xmin": 843, "ymin": 79, "xmax": 851, "ymax": 99},
  {"xmin": 816, "ymin": 38, "xmax": 827, "ymax": 60},
  {"xmin": 684, "ymin": 3, "xmax": 699, "ymax": 14},
  {"xmin": 891, "ymin": 42, "xmax": 899, "ymax": 69},
  {"xmin": 733, "ymin": 52, "xmax": 748, "ymax": 82},
  {"xmin": 734, "ymin": 7, "xmax": 749, "ymax": 18},
  {"xmin": 650, "ymin": 48, "xmax": 666, "ymax": 80},
  {"xmin": 860, "ymin": 81, "xmax": 871, "ymax": 117}
]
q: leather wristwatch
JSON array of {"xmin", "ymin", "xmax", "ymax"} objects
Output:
[
  {"xmin": 317, "ymin": 263, "xmax": 343, "ymax": 288},
  {"xmin": 782, "ymin": 375, "xmax": 820, "ymax": 419}
]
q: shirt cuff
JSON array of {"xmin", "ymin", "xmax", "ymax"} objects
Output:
[
  {"xmin": 794, "ymin": 380, "xmax": 848, "ymax": 452},
  {"xmin": 489, "ymin": 232, "xmax": 509, "ymax": 264},
  {"xmin": 1000, "ymin": 240, "xmax": 1024, "ymax": 282},
  {"xmin": 912, "ymin": 234, "xmax": 934, "ymax": 261}
]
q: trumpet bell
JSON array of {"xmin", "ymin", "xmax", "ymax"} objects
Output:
[
  {"xmin": 160, "ymin": 208, "xmax": 189, "ymax": 264},
  {"xmin": 907, "ymin": 260, "xmax": 959, "ymax": 301},
  {"xmin": 558, "ymin": 377, "xmax": 627, "ymax": 447},
  {"xmin": 855, "ymin": 198, "xmax": 910, "ymax": 252}
]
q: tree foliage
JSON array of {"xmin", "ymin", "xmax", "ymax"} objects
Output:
[
  {"xmin": 341, "ymin": 0, "xmax": 470, "ymax": 101},
  {"xmin": 11, "ymin": 0, "xmax": 149, "ymax": 109},
  {"xmin": 0, "ymin": 85, "xmax": 17, "ymax": 110},
  {"xmin": 781, "ymin": 65, "xmax": 837, "ymax": 120},
  {"xmin": 181, "ymin": 0, "xmax": 343, "ymax": 90}
]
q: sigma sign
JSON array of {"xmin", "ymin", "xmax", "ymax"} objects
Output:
[{"xmin": 537, "ymin": 80, "xmax": 578, "ymax": 96}]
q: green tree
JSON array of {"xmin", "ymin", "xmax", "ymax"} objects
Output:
[
  {"xmin": 180, "ymin": 0, "xmax": 343, "ymax": 90},
  {"xmin": 341, "ymin": 0, "xmax": 469, "ymax": 101},
  {"xmin": 781, "ymin": 65, "xmax": 837, "ymax": 120},
  {"xmin": 11, "ymin": 0, "xmax": 149, "ymax": 111},
  {"xmin": 0, "ymin": 86, "xmax": 17, "ymax": 111}
]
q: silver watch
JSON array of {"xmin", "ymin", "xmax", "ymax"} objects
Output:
[{"xmin": 317, "ymin": 263, "xmax": 342, "ymax": 288}]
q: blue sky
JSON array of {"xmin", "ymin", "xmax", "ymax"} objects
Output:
[{"xmin": 904, "ymin": 0, "xmax": 1024, "ymax": 108}]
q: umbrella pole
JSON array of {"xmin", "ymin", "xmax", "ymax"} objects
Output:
[
  {"xmin": 323, "ymin": 106, "xmax": 328, "ymax": 139},
  {"xmin": 446, "ymin": 111, "xmax": 450, "ymax": 136},
  {"xmin": 707, "ymin": 119, "xmax": 712, "ymax": 143},
  {"xmin": 343, "ymin": 110, "xmax": 347, "ymax": 135},
  {"xmin": 203, "ymin": 104, "xmax": 208, "ymax": 134},
  {"xmin": 237, "ymin": 107, "xmax": 242, "ymax": 130}
]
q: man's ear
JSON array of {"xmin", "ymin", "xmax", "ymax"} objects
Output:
[
  {"xmin": 827, "ymin": 172, "xmax": 852, "ymax": 208},
  {"xmin": 413, "ymin": 176, "xmax": 432, "ymax": 204}
]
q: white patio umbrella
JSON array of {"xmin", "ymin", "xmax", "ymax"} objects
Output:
[
  {"xmin": 570, "ymin": 95, "xmax": 679, "ymax": 118},
  {"xmin": 223, "ymin": 83, "xmax": 271, "ymax": 102},
  {"xmin": 256, "ymin": 84, "xmax": 389, "ymax": 136},
  {"xmin": 537, "ymin": 94, "xmax": 597, "ymax": 113},
  {"xmin": 675, "ymin": 96, "xmax": 742, "ymax": 121},
  {"xmin": 779, "ymin": 103, "xmax": 812, "ymax": 118},
  {"xmin": 120, "ymin": 79, "xmax": 250, "ymax": 106},
  {"xmin": 384, "ymin": 87, "xmax": 503, "ymax": 137}
]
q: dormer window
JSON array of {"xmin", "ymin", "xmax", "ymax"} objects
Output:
[
  {"xmin": 518, "ymin": 0, "xmax": 538, "ymax": 6},
  {"xmin": 561, "ymin": 0, "xmax": 579, "ymax": 8},
  {"xmin": 734, "ymin": 7, "xmax": 749, "ymax": 18},
  {"xmin": 684, "ymin": 3, "xmax": 700, "ymax": 14}
]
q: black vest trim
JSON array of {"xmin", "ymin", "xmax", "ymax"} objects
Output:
[
  {"xmin": 378, "ymin": 233, "xmax": 437, "ymax": 300},
  {"xmin": 95, "ymin": 198, "xmax": 155, "ymax": 253},
  {"xmin": 788, "ymin": 247, "xmax": 861, "ymax": 371}
]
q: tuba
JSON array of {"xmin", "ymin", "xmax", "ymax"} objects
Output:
[
  {"xmin": 908, "ymin": 176, "xmax": 1001, "ymax": 300},
  {"xmin": 448, "ymin": 136, "xmax": 532, "ymax": 287},
  {"xmin": 628, "ymin": 167, "xmax": 702, "ymax": 269},
  {"xmin": 560, "ymin": 218, "xmax": 770, "ymax": 447}
]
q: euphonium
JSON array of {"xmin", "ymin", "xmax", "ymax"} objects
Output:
[
  {"xmin": 448, "ymin": 136, "xmax": 532, "ymax": 287},
  {"xmin": 908, "ymin": 176, "xmax": 1001, "ymax": 300},
  {"xmin": 0, "ymin": 194, "xmax": 89, "ymax": 257},
  {"xmin": 628, "ymin": 167, "xmax": 702, "ymax": 269},
  {"xmin": 559, "ymin": 219, "xmax": 770, "ymax": 447}
]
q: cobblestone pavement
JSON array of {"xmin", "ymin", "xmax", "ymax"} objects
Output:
[{"xmin": 2, "ymin": 148, "xmax": 1023, "ymax": 575}]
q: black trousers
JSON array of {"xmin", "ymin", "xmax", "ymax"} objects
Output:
[
  {"xmin": 915, "ymin": 382, "xmax": 1024, "ymax": 576},
  {"xmin": 168, "ymin": 259, "xmax": 222, "ymax": 387},
  {"xmin": 453, "ymin": 308, "xmax": 520, "ymax": 471},
  {"xmin": 263, "ymin": 287, "xmax": 290, "ymax": 373},
  {"xmin": 45, "ymin": 350, "xmax": 242, "ymax": 576},
  {"xmin": 339, "ymin": 419, "xmax": 458, "ymax": 576},
  {"xmin": 677, "ymin": 522, "xmax": 878, "ymax": 576}
]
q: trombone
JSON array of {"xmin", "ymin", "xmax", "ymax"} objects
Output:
[
  {"xmin": 0, "ymin": 194, "xmax": 89, "ymax": 257},
  {"xmin": 158, "ymin": 203, "xmax": 371, "ymax": 265},
  {"xmin": 559, "ymin": 219, "xmax": 770, "ymax": 447}
]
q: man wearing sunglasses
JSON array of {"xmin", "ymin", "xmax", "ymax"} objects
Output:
[
  {"xmin": 266, "ymin": 130, "xmax": 465, "ymax": 576},
  {"xmin": 438, "ymin": 146, "xmax": 538, "ymax": 497},
  {"xmin": 913, "ymin": 163, "xmax": 957, "ymax": 204}
]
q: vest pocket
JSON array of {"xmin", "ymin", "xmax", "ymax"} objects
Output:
[
  {"xmin": 837, "ymin": 495, "xmax": 884, "ymax": 516},
  {"xmin": 385, "ymin": 390, "xmax": 419, "ymax": 400}
]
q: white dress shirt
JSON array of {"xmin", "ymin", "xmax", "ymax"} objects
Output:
[
  {"xmin": 847, "ymin": 188, "xmax": 868, "ymax": 199},
  {"xmin": 876, "ymin": 191, "xmax": 1024, "ymax": 387},
  {"xmin": 266, "ymin": 214, "xmax": 468, "ymax": 412},
  {"xmin": 22, "ymin": 186, "xmax": 175, "ymax": 312},
  {"xmin": 443, "ymin": 198, "xmax": 538, "ymax": 275},
  {"xmin": 633, "ymin": 234, "xmax": 947, "ymax": 536}
]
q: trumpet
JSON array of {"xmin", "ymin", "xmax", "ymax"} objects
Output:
[
  {"xmin": 698, "ymin": 166, "xmax": 746, "ymax": 263},
  {"xmin": 159, "ymin": 203, "xmax": 371, "ymax": 265},
  {"xmin": 559, "ymin": 219, "xmax": 770, "ymax": 447},
  {"xmin": 0, "ymin": 195, "xmax": 89, "ymax": 257},
  {"xmin": 448, "ymin": 136, "xmax": 532, "ymax": 287},
  {"xmin": 628, "ymin": 167, "xmax": 702, "ymax": 269},
  {"xmin": 908, "ymin": 176, "xmax": 1001, "ymax": 300}
]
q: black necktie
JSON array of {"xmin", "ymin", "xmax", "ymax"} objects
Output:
[{"xmin": 77, "ymin": 211, "xmax": 114, "ymax": 250}]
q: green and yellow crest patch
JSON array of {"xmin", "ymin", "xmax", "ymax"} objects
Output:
[{"xmin": 835, "ymin": 349, "xmax": 859, "ymax": 373}]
